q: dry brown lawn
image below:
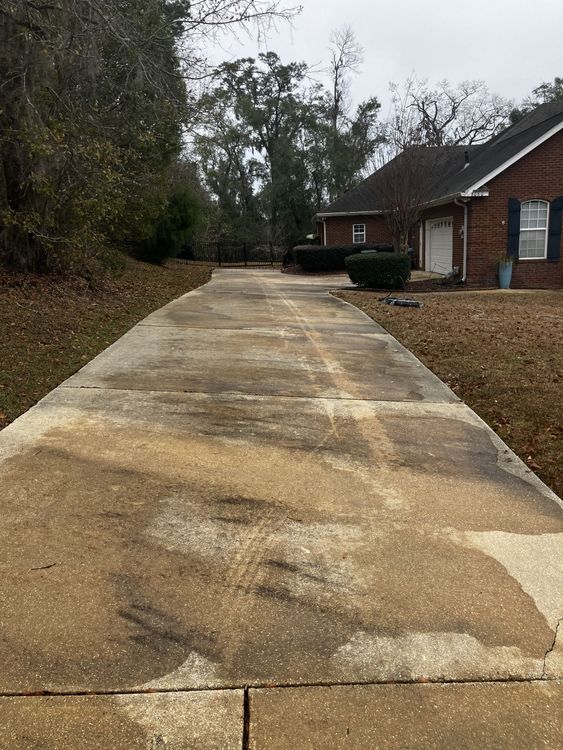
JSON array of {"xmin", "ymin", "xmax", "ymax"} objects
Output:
[
  {"xmin": 337, "ymin": 289, "xmax": 563, "ymax": 499},
  {"xmin": 0, "ymin": 259, "xmax": 212, "ymax": 430}
]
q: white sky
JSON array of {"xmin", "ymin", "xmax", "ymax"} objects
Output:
[{"xmin": 212, "ymin": 0, "xmax": 563, "ymax": 114}]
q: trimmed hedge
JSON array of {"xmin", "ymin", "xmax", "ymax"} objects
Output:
[
  {"xmin": 292, "ymin": 243, "xmax": 393, "ymax": 272},
  {"xmin": 345, "ymin": 252, "xmax": 411, "ymax": 289}
]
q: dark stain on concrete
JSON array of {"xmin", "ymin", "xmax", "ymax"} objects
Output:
[{"xmin": 265, "ymin": 559, "xmax": 328, "ymax": 585}]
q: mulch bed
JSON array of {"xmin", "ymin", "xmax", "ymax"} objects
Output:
[
  {"xmin": 405, "ymin": 278, "xmax": 468, "ymax": 293},
  {"xmin": 282, "ymin": 265, "xmax": 476, "ymax": 293}
]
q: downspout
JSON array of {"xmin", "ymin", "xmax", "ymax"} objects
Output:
[
  {"xmin": 454, "ymin": 198, "xmax": 470, "ymax": 283},
  {"xmin": 418, "ymin": 222, "xmax": 424, "ymax": 269},
  {"xmin": 318, "ymin": 218, "xmax": 327, "ymax": 246}
]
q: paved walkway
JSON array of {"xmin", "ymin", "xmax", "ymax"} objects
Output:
[{"xmin": 0, "ymin": 269, "xmax": 561, "ymax": 748}]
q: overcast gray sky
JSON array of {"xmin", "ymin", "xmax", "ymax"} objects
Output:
[{"xmin": 214, "ymin": 0, "xmax": 562, "ymax": 113}]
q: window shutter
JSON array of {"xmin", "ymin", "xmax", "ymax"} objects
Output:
[
  {"xmin": 507, "ymin": 198, "xmax": 521, "ymax": 259},
  {"xmin": 547, "ymin": 196, "xmax": 563, "ymax": 262}
]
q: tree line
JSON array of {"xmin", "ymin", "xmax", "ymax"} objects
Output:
[
  {"xmin": 1, "ymin": 2, "xmax": 561, "ymax": 274},
  {"xmin": 0, "ymin": 0, "xmax": 297, "ymax": 273},
  {"xmin": 190, "ymin": 29, "xmax": 381, "ymax": 246}
]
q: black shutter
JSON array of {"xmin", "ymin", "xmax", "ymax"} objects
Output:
[
  {"xmin": 547, "ymin": 196, "xmax": 563, "ymax": 262},
  {"xmin": 507, "ymin": 198, "xmax": 521, "ymax": 260}
]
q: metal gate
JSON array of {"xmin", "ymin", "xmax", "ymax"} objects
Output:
[{"xmin": 178, "ymin": 242, "xmax": 285, "ymax": 267}]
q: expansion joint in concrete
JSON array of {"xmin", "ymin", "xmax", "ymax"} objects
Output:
[
  {"xmin": 242, "ymin": 686, "xmax": 250, "ymax": 750},
  {"xmin": 58, "ymin": 382, "xmax": 459, "ymax": 408},
  {"xmin": 0, "ymin": 674, "xmax": 560, "ymax": 701}
]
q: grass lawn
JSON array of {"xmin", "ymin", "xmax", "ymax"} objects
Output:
[
  {"xmin": 0, "ymin": 259, "xmax": 212, "ymax": 430},
  {"xmin": 337, "ymin": 289, "xmax": 563, "ymax": 499}
]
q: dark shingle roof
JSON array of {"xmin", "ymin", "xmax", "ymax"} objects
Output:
[{"xmin": 318, "ymin": 102, "xmax": 563, "ymax": 215}]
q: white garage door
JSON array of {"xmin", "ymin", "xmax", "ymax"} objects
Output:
[{"xmin": 426, "ymin": 217, "xmax": 453, "ymax": 274}]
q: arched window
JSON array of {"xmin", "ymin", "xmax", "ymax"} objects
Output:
[{"xmin": 519, "ymin": 200, "xmax": 549, "ymax": 259}]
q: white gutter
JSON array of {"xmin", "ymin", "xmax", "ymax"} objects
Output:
[
  {"xmin": 460, "ymin": 190, "xmax": 489, "ymax": 198},
  {"xmin": 421, "ymin": 189, "xmax": 488, "ymax": 210},
  {"xmin": 315, "ymin": 210, "xmax": 384, "ymax": 218},
  {"xmin": 454, "ymin": 198, "xmax": 470, "ymax": 282},
  {"xmin": 418, "ymin": 222, "xmax": 424, "ymax": 269}
]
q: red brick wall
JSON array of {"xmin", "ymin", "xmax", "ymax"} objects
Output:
[
  {"xmin": 321, "ymin": 215, "xmax": 392, "ymax": 246},
  {"xmin": 467, "ymin": 128, "xmax": 563, "ymax": 288}
]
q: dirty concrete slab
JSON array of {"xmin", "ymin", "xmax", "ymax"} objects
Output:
[
  {"xmin": 248, "ymin": 681, "xmax": 563, "ymax": 749},
  {"xmin": 61, "ymin": 324, "xmax": 455, "ymax": 402},
  {"xmin": 141, "ymin": 278, "xmax": 376, "ymax": 333},
  {"xmin": 0, "ymin": 690, "xmax": 243, "ymax": 750},
  {"xmin": 0, "ymin": 268, "xmax": 562, "ymax": 741},
  {"xmin": 60, "ymin": 270, "xmax": 444, "ymax": 401},
  {"xmin": 0, "ymin": 385, "xmax": 561, "ymax": 693}
]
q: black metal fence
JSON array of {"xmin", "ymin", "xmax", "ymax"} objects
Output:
[{"xmin": 178, "ymin": 241, "xmax": 286, "ymax": 267}]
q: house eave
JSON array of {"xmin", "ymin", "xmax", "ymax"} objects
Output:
[
  {"xmin": 315, "ymin": 210, "xmax": 384, "ymax": 219},
  {"xmin": 461, "ymin": 190, "xmax": 489, "ymax": 198},
  {"xmin": 420, "ymin": 190, "xmax": 489, "ymax": 210}
]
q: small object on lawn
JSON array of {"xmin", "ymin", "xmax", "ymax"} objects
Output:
[{"xmin": 379, "ymin": 296, "xmax": 423, "ymax": 308}]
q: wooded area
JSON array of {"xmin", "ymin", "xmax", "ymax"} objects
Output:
[{"xmin": 0, "ymin": 0, "xmax": 297, "ymax": 273}]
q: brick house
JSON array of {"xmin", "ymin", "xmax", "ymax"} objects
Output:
[{"xmin": 315, "ymin": 103, "xmax": 563, "ymax": 288}]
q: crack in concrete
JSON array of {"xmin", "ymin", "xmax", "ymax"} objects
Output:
[{"xmin": 542, "ymin": 616, "xmax": 563, "ymax": 679}]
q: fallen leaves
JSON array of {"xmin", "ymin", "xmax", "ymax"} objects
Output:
[
  {"xmin": 337, "ymin": 289, "xmax": 563, "ymax": 499},
  {"xmin": 0, "ymin": 259, "xmax": 212, "ymax": 431}
]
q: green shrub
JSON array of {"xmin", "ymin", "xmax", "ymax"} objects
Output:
[
  {"xmin": 293, "ymin": 243, "xmax": 392, "ymax": 272},
  {"xmin": 345, "ymin": 252, "xmax": 411, "ymax": 289}
]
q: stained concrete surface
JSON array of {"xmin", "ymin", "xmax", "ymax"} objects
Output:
[
  {"xmin": 0, "ymin": 690, "xmax": 243, "ymax": 749},
  {"xmin": 249, "ymin": 681, "xmax": 563, "ymax": 749},
  {"xmin": 0, "ymin": 269, "xmax": 562, "ymax": 746}
]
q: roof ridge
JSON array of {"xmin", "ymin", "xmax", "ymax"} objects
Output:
[{"xmin": 491, "ymin": 108, "xmax": 563, "ymax": 147}]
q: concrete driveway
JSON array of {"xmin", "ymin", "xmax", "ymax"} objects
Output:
[{"xmin": 0, "ymin": 269, "xmax": 561, "ymax": 748}]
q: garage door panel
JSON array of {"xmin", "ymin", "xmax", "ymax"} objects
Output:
[{"xmin": 427, "ymin": 218, "xmax": 453, "ymax": 274}]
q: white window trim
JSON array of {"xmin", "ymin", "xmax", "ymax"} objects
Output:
[
  {"xmin": 519, "ymin": 200, "xmax": 550, "ymax": 261},
  {"xmin": 353, "ymin": 223, "xmax": 366, "ymax": 244}
]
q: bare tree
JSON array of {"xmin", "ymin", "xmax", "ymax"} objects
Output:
[
  {"xmin": 388, "ymin": 77, "xmax": 512, "ymax": 147},
  {"xmin": 377, "ymin": 147, "xmax": 442, "ymax": 254},
  {"xmin": 375, "ymin": 85, "xmax": 444, "ymax": 253},
  {"xmin": 327, "ymin": 25, "xmax": 363, "ymax": 131},
  {"xmin": 373, "ymin": 75, "xmax": 510, "ymax": 252},
  {"xmin": 377, "ymin": 76, "xmax": 427, "ymax": 163}
]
